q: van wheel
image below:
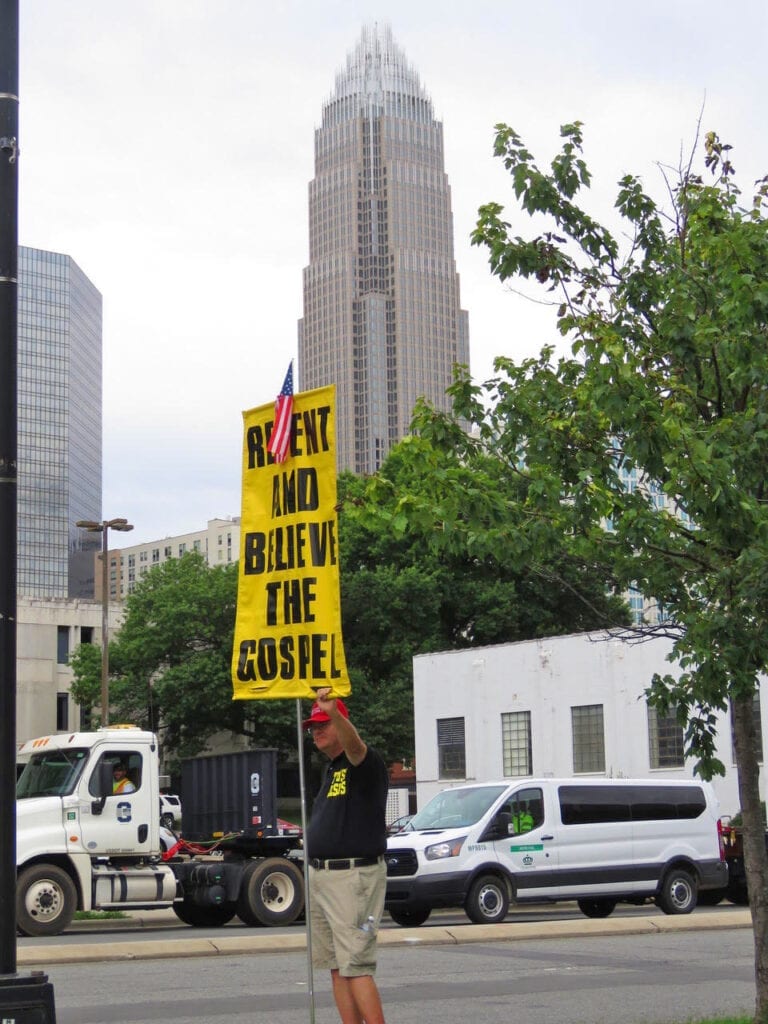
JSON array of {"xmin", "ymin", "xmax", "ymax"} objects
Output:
[
  {"xmin": 17, "ymin": 863, "xmax": 77, "ymax": 937},
  {"xmin": 657, "ymin": 868, "xmax": 697, "ymax": 915},
  {"xmin": 388, "ymin": 907, "xmax": 431, "ymax": 927},
  {"xmin": 465, "ymin": 875, "xmax": 509, "ymax": 924},
  {"xmin": 237, "ymin": 858, "xmax": 304, "ymax": 926},
  {"xmin": 577, "ymin": 898, "xmax": 617, "ymax": 919}
]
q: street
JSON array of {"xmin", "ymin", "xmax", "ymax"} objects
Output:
[{"xmin": 40, "ymin": 924, "xmax": 754, "ymax": 1024}]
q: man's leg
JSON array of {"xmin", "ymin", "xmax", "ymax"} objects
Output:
[{"xmin": 330, "ymin": 970, "xmax": 385, "ymax": 1024}]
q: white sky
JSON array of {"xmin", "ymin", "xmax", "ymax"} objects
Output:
[{"xmin": 18, "ymin": 0, "xmax": 768, "ymax": 545}]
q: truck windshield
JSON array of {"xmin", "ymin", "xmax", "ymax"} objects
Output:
[
  {"xmin": 16, "ymin": 749, "xmax": 89, "ymax": 798},
  {"xmin": 409, "ymin": 785, "xmax": 507, "ymax": 829}
]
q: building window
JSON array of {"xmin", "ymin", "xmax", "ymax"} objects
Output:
[
  {"xmin": 437, "ymin": 717, "xmax": 465, "ymax": 779},
  {"xmin": 57, "ymin": 625, "xmax": 70, "ymax": 665},
  {"xmin": 80, "ymin": 626, "xmax": 93, "ymax": 644},
  {"xmin": 571, "ymin": 704, "xmax": 605, "ymax": 773},
  {"xmin": 56, "ymin": 692, "xmax": 69, "ymax": 731},
  {"xmin": 501, "ymin": 711, "xmax": 532, "ymax": 776},
  {"xmin": 648, "ymin": 704, "xmax": 685, "ymax": 768},
  {"xmin": 731, "ymin": 692, "xmax": 764, "ymax": 764}
]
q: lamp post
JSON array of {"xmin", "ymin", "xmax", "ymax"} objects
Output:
[{"xmin": 76, "ymin": 517, "xmax": 134, "ymax": 726}]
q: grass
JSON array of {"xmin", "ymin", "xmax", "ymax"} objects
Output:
[
  {"xmin": 73, "ymin": 910, "xmax": 128, "ymax": 920},
  {"xmin": 684, "ymin": 1019, "xmax": 751, "ymax": 1024}
]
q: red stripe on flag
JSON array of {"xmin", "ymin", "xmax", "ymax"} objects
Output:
[
  {"xmin": 267, "ymin": 362, "xmax": 294, "ymax": 463},
  {"xmin": 268, "ymin": 394, "xmax": 294, "ymax": 463}
]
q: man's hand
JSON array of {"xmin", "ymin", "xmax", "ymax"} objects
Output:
[{"xmin": 315, "ymin": 687, "xmax": 337, "ymax": 716}]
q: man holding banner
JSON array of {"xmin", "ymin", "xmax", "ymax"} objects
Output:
[
  {"xmin": 304, "ymin": 688, "xmax": 388, "ymax": 1024},
  {"xmin": 232, "ymin": 374, "xmax": 388, "ymax": 1022}
]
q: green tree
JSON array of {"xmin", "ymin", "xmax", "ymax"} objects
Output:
[
  {"xmin": 106, "ymin": 553, "xmax": 295, "ymax": 768},
  {"xmin": 340, "ymin": 458, "xmax": 629, "ymax": 765},
  {"xmin": 68, "ymin": 642, "xmax": 101, "ymax": 723},
  {"xmin": 374, "ymin": 123, "xmax": 768, "ymax": 1020}
]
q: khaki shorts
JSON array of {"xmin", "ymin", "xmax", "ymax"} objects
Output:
[{"xmin": 308, "ymin": 859, "xmax": 386, "ymax": 977}]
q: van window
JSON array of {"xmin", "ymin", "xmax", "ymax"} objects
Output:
[
  {"xmin": 410, "ymin": 785, "xmax": 507, "ymax": 829},
  {"xmin": 560, "ymin": 785, "xmax": 631, "ymax": 824},
  {"xmin": 506, "ymin": 786, "xmax": 544, "ymax": 833},
  {"xmin": 559, "ymin": 784, "xmax": 707, "ymax": 825},
  {"xmin": 631, "ymin": 785, "xmax": 706, "ymax": 820}
]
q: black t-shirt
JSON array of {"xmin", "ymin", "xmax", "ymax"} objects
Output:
[{"xmin": 307, "ymin": 747, "xmax": 389, "ymax": 860}]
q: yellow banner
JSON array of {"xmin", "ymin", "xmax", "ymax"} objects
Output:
[{"xmin": 231, "ymin": 384, "xmax": 351, "ymax": 700}]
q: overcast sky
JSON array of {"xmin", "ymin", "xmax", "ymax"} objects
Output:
[{"xmin": 18, "ymin": 1, "xmax": 768, "ymax": 545}]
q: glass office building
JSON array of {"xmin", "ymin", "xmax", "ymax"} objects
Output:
[
  {"xmin": 298, "ymin": 25, "xmax": 470, "ymax": 475},
  {"xmin": 17, "ymin": 246, "xmax": 102, "ymax": 597}
]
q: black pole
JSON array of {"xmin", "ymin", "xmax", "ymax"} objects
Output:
[
  {"xmin": 0, "ymin": 0, "xmax": 20, "ymax": 978},
  {"xmin": 0, "ymin": 8, "xmax": 56, "ymax": 1017}
]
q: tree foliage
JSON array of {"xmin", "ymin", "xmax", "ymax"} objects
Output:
[{"xmin": 369, "ymin": 122, "xmax": 768, "ymax": 1020}]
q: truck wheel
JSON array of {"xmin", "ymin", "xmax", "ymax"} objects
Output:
[
  {"xmin": 464, "ymin": 874, "xmax": 509, "ymax": 924},
  {"xmin": 237, "ymin": 858, "xmax": 304, "ymax": 927},
  {"xmin": 173, "ymin": 901, "xmax": 237, "ymax": 927},
  {"xmin": 17, "ymin": 863, "xmax": 77, "ymax": 937},
  {"xmin": 577, "ymin": 898, "xmax": 617, "ymax": 918},
  {"xmin": 657, "ymin": 868, "xmax": 697, "ymax": 915},
  {"xmin": 388, "ymin": 907, "xmax": 431, "ymax": 927}
]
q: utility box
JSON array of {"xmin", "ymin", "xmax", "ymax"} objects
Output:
[
  {"xmin": 0, "ymin": 973, "xmax": 57, "ymax": 1023},
  {"xmin": 181, "ymin": 749, "xmax": 278, "ymax": 841}
]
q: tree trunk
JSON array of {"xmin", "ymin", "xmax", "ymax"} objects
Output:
[{"xmin": 732, "ymin": 693, "xmax": 768, "ymax": 1023}]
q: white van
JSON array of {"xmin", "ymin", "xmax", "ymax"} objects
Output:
[{"xmin": 384, "ymin": 778, "xmax": 727, "ymax": 926}]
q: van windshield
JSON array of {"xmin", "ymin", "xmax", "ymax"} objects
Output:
[
  {"xmin": 16, "ymin": 749, "xmax": 89, "ymax": 798},
  {"xmin": 409, "ymin": 785, "xmax": 507, "ymax": 829}
]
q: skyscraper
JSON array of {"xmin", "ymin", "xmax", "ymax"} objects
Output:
[
  {"xmin": 298, "ymin": 24, "xmax": 470, "ymax": 475},
  {"xmin": 17, "ymin": 246, "xmax": 102, "ymax": 597}
]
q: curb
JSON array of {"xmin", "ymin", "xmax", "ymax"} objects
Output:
[{"xmin": 19, "ymin": 910, "xmax": 752, "ymax": 967}]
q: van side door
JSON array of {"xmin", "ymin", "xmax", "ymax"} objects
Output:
[{"xmin": 485, "ymin": 786, "xmax": 560, "ymax": 899}]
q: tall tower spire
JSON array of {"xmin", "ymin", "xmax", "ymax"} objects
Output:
[{"xmin": 298, "ymin": 24, "xmax": 470, "ymax": 475}]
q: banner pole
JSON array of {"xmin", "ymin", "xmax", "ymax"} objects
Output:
[{"xmin": 296, "ymin": 698, "xmax": 316, "ymax": 1024}]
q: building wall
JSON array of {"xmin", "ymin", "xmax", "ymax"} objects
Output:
[
  {"xmin": 413, "ymin": 632, "xmax": 755, "ymax": 817},
  {"xmin": 298, "ymin": 25, "xmax": 469, "ymax": 475},
  {"xmin": 16, "ymin": 596, "xmax": 123, "ymax": 743},
  {"xmin": 17, "ymin": 247, "xmax": 102, "ymax": 598}
]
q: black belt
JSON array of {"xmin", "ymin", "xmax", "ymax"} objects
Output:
[{"xmin": 309, "ymin": 856, "xmax": 382, "ymax": 871}]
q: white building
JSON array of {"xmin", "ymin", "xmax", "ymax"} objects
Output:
[
  {"xmin": 17, "ymin": 596, "xmax": 123, "ymax": 743},
  {"xmin": 413, "ymin": 632, "xmax": 756, "ymax": 817},
  {"xmin": 96, "ymin": 517, "xmax": 240, "ymax": 599}
]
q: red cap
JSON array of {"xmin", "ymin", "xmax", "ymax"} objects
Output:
[{"xmin": 303, "ymin": 698, "xmax": 349, "ymax": 729}]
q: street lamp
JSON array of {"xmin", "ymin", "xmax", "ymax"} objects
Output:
[{"xmin": 76, "ymin": 517, "xmax": 134, "ymax": 726}]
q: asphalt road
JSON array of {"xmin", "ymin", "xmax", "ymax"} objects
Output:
[{"xmin": 28, "ymin": 922, "xmax": 756, "ymax": 1024}]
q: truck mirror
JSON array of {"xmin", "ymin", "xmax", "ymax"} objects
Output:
[{"xmin": 91, "ymin": 760, "xmax": 114, "ymax": 815}]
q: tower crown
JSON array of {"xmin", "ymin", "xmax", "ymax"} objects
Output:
[{"xmin": 323, "ymin": 23, "xmax": 433, "ymax": 127}]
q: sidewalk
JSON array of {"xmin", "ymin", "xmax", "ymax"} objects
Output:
[{"xmin": 18, "ymin": 909, "xmax": 752, "ymax": 967}]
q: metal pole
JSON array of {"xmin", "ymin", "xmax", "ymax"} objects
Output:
[
  {"xmin": 296, "ymin": 698, "xmax": 316, "ymax": 1024},
  {"xmin": 0, "ymin": 0, "xmax": 19, "ymax": 977},
  {"xmin": 100, "ymin": 523, "xmax": 109, "ymax": 726}
]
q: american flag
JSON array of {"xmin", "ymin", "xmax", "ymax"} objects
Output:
[{"xmin": 267, "ymin": 362, "xmax": 294, "ymax": 464}]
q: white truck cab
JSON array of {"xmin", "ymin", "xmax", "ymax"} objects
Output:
[{"xmin": 16, "ymin": 727, "xmax": 176, "ymax": 934}]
